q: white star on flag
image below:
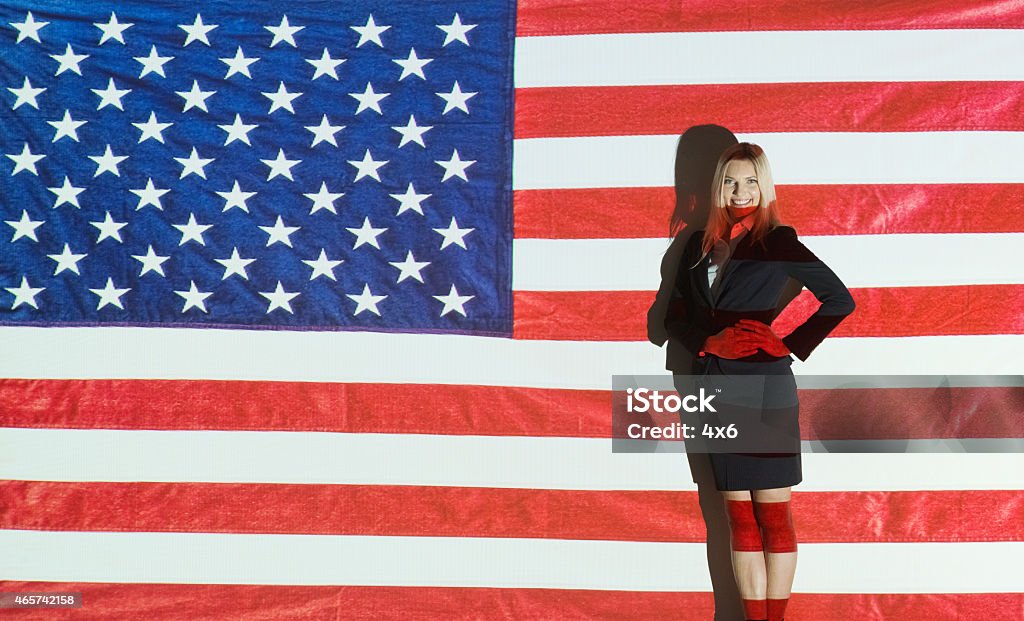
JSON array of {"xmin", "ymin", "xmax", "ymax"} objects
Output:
[
  {"xmin": 303, "ymin": 249, "xmax": 344, "ymax": 281},
  {"xmin": 433, "ymin": 284, "xmax": 474, "ymax": 317},
  {"xmin": 175, "ymin": 281, "xmax": 213, "ymax": 313},
  {"xmin": 215, "ymin": 248, "xmax": 255, "ymax": 280},
  {"xmin": 437, "ymin": 81, "xmax": 477, "ymax": 114},
  {"xmin": 306, "ymin": 49, "xmax": 346, "ymax": 80},
  {"xmin": 347, "ymin": 284, "xmax": 387, "ymax": 316},
  {"xmin": 216, "ymin": 181, "xmax": 256, "ymax": 212},
  {"xmin": 134, "ymin": 45, "xmax": 173, "ymax": 78},
  {"xmin": 304, "ymin": 182, "xmax": 344, "ymax": 214},
  {"xmin": 8, "ymin": 77, "xmax": 45, "ymax": 110},
  {"xmin": 218, "ymin": 114, "xmax": 257, "ymax": 146},
  {"xmin": 347, "ymin": 149, "xmax": 387, "ymax": 182},
  {"xmin": 132, "ymin": 245, "xmax": 170, "ymax": 276},
  {"xmin": 50, "ymin": 44, "xmax": 89, "ymax": 76},
  {"xmin": 94, "ymin": 12, "xmax": 133, "ymax": 45},
  {"xmin": 260, "ymin": 215, "xmax": 300, "ymax": 247},
  {"xmin": 47, "ymin": 244, "xmax": 86, "ymax": 275},
  {"xmin": 177, "ymin": 80, "xmax": 216, "ymax": 112},
  {"xmin": 347, "ymin": 217, "xmax": 387, "ymax": 249},
  {"xmin": 434, "ymin": 216, "xmax": 475, "ymax": 250},
  {"xmin": 305, "ymin": 115, "xmax": 344, "ymax": 147},
  {"xmin": 393, "ymin": 48, "xmax": 433, "ymax": 80},
  {"xmin": 91, "ymin": 78, "xmax": 131, "ymax": 110},
  {"xmin": 130, "ymin": 178, "xmax": 170, "ymax": 210},
  {"xmin": 180, "ymin": 14, "xmax": 218, "ymax": 46},
  {"xmin": 6, "ymin": 143, "xmax": 45, "ymax": 176},
  {"xmin": 173, "ymin": 213, "xmax": 212, "ymax": 246},
  {"xmin": 438, "ymin": 13, "xmax": 476, "ymax": 46},
  {"xmin": 133, "ymin": 112, "xmax": 173, "ymax": 143},
  {"xmin": 266, "ymin": 15, "xmax": 303, "ymax": 47},
  {"xmin": 48, "ymin": 176, "xmax": 85, "ymax": 208},
  {"xmin": 6, "ymin": 276, "xmax": 45, "ymax": 309},
  {"xmin": 389, "ymin": 251, "xmax": 430, "ymax": 283},
  {"xmin": 436, "ymin": 149, "xmax": 476, "ymax": 182},
  {"xmin": 390, "ymin": 183, "xmax": 431, "ymax": 216},
  {"xmin": 6, "ymin": 210, "xmax": 43, "ymax": 242},
  {"xmin": 88, "ymin": 144, "xmax": 128, "ymax": 177},
  {"xmin": 48, "ymin": 110, "xmax": 86, "ymax": 142},
  {"xmin": 220, "ymin": 47, "xmax": 259, "ymax": 79},
  {"xmin": 90, "ymin": 211, "xmax": 127, "ymax": 243},
  {"xmin": 350, "ymin": 82, "xmax": 389, "ymax": 115},
  {"xmin": 352, "ymin": 15, "xmax": 390, "ymax": 48},
  {"xmin": 262, "ymin": 82, "xmax": 302, "ymax": 114},
  {"xmin": 175, "ymin": 147, "xmax": 214, "ymax": 179},
  {"xmin": 259, "ymin": 282, "xmax": 300, "ymax": 313},
  {"xmin": 392, "ymin": 115, "xmax": 433, "ymax": 148},
  {"xmin": 11, "ymin": 12, "xmax": 49, "ymax": 44},
  {"xmin": 261, "ymin": 149, "xmax": 300, "ymax": 181},
  {"xmin": 89, "ymin": 277, "xmax": 130, "ymax": 310}
]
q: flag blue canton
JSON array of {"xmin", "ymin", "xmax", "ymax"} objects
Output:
[{"xmin": 0, "ymin": 0, "xmax": 514, "ymax": 336}]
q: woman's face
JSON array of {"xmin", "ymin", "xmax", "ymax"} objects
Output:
[{"xmin": 722, "ymin": 159, "xmax": 760, "ymax": 218}]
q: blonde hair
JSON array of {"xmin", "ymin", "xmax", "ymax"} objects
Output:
[{"xmin": 700, "ymin": 142, "xmax": 783, "ymax": 257}]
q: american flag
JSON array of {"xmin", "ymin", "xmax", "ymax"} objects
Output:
[{"xmin": 2, "ymin": 0, "xmax": 1023, "ymax": 619}]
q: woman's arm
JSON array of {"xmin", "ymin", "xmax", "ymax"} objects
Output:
[
  {"xmin": 664, "ymin": 282, "xmax": 714, "ymax": 357},
  {"xmin": 774, "ymin": 226, "xmax": 856, "ymax": 361},
  {"xmin": 663, "ymin": 234, "xmax": 714, "ymax": 356}
]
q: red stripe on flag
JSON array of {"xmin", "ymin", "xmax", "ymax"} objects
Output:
[
  {"xmin": 0, "ymin": 582, "xmax": 1021, "ymax": 620},
  {"xmin": 513, "ymin": 286, "xmax": 1024, "ymax": 341},
  {"xmin": 514, "ymin": 185, "xmax": 1024, "ymax": 239},
  {"xmin": 516, "ymin": 0, "xmax": 1024, "ymax": 36},
  {"xmin": 3, "ymin": 482, "xmax": 1023, "ymax": 543},
  {"xmin": 2, "ymin": 379, "xmax": 1022, "ymax": 439},
  {"xmin": 0, "ymin": 379, "xmax": 606, "ymax": 437},
  {"xmin": 513, "ymin": 290, "xmax": 653, "ymax": 342},
  {"xmin": 515, "ymin": 82, "xmax": 1024, "ymax": 139},
  {"xmin": 514, "ymin": 187, "xmax": 676, "ymax": 240}
]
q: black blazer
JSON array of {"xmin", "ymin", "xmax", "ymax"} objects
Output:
[{"xmin": 664, "ymin": 225, "xmax": 855, "ymax": 369}]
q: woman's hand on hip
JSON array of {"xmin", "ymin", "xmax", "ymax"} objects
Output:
[
  {"xmin": 701, "ymin": 326, "xmax": 762, "ymax": 359},
  {"xmin": 734, "ymin": 319, "xmax": 791, "ymax": 357}
]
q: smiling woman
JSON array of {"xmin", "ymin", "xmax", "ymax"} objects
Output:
[{"xmin": 665, "ymin": 142, "xmax": 856, "ymax": 621}]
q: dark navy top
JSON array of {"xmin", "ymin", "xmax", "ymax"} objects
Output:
[{"xmin": 665, "ymin": 225, "xmax": 856, "ymax": 364}]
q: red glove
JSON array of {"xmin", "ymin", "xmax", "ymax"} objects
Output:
[
  {"xmin": 701, "ymin": 326, "xmax": 762, "ymax": 359},
  {"xmin": 734, "ymin": 319, "xmax": 791, "ymax": 357},
  {"xmin": 701, "ymin": 320, "xmax": 791, "ymax": 359}
]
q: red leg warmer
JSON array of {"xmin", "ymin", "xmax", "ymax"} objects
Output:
[
  {"xmin": 753, "ymin": 500, "xmax": 797, "ymax": 553},
  {"xmin": 767, "ymin": 597, "xmax": 789, "ymax": 621},
  {"xmin": 725, "ymin": 499, "xmax": 763, "ymax": 552},
  {"xmin": 742, "ymin": 598, "xmax": 768, "ymax": 620}
]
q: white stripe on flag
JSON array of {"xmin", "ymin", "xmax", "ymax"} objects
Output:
[
  {"xmin": 513, "ymin": 132, "xmax": 1024, "ymax": 189},
  {"xmin": 3, "ymin": 428, "xmax": 1023, "ymax": 491},
  {"xmin": 513, "ymin": 234, "xmax": 1024, "ymax": 291},
  {"xmin": 1, "ymin": 328, "xmax": 1023, "ymax": 387},
  {"xmin": 515, "ymin": 29, "xmax": 1024, "ymax": 87},
  {"xmin": 1, "ymin": 529, "xmax": 1021, "ymax": 593}
]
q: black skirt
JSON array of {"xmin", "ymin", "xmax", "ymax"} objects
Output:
[{"xmin": 684, "ymin": 355, "xmax": 803, "ymax": 491}]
